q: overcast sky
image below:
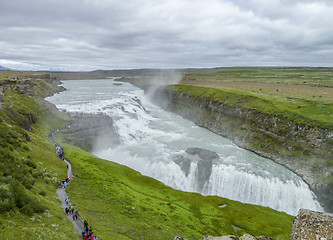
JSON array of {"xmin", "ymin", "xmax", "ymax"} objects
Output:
[{"xmin": 1, "ymin": 0, "xmax": 333, "ymax": 71}]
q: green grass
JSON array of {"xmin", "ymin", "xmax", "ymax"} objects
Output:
[
  {"xmin": 0, "ymin": 80, "xmax": 78, "ymax": 239},
  {"xmin": 174, "ymin": 84, "xmax": 333, "ymax": 130},
  {"xmin": 53, "ymin": 138, "xmax": 294, "ymax": 240}
]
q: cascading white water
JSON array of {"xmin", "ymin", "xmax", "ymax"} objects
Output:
[{"xmin": 46, "ymin": 79, "xmax": 323, "ymax": 215}]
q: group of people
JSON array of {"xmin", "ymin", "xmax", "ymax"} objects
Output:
[
  {"xmin": 64, "ymin": 199, "xmax": 79, "ymax": 220},
  {"xmin": 56, "ymin": 145, "xmax": 65, "ymax": 160},
  {"xmin": 82, "ymin": 219, "xmax": 98, "ymax": 239},
  {"xmin": 64, "ymin": 186, "xmax": 99, "ymax": 239},
  {"xmin": 55, "ymin": 143, "xmax": 99, "ymax": 239},
  {"xmin": 59, "ymin": 176, "xmax": 71, "ymax": 188}
]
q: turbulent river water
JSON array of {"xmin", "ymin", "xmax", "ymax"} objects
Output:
[{"xmin": 46, "ymin": 79, "xmax": 323, "ymax": 215}]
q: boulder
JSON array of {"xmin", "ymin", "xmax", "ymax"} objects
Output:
[
  {"xmin": 240, "ymin": 234, "xmax": 257, "ymax": 240},
  {"xmin": 203, "ymin": 235, "xmax": 239, "ymax": 240},
  {"xmin": 174, "ymin": 236, "xmax": 189, "ymax": 240},
  {"xmin": 173, "ymin": 147, "xmax": 219, "ymax": 192},
  {"xmin": 291, "ymin": 209, "xmax": 333, "ymax": 240}
]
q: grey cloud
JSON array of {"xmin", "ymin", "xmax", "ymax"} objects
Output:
[{"xmin": 0, "ymin": 0, "xmax": 332, "ymax": 70}]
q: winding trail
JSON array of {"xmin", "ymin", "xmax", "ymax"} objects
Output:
[
  {"xmin": 55, "ymin": 159, "xmax": 85, "ymax": 235},
  {"xmin": 49, "ymin": 130, "xmax": 85, "ymax": 237}
]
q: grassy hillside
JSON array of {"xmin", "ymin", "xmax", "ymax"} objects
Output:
[
  {"xmin": 54, "ymin": 133, "xmax": 294, "ymax": 240},
  {"xmin": 0, "ymin": 75, "xmax": 79, "ymax": 239}
]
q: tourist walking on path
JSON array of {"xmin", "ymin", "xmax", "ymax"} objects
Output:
[
  {"xmin": 51, "ymin": 130, "xmax": 99, "ymax": 239},
  {"xmin": 57, "ymin": 159, "xmax": 84, "ymax": 234},
  {"xmin": 55, "ymin": 157, "xmax": 85, "ymax": 236}
]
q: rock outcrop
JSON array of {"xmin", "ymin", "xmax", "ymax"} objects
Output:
[
  {"xmin": 291, "ymin": 209, "xmax": 333, "ymax": 240},
  {"xmin": 148, "ymin": 85, "xmax": 333, "ymax": 212},
  {"xmin": 173, "ymin": 148, "xmax": 219, "ymax": 192},
  {"xmin": 0, "ymin": 78, "xmax": 35, "ymax": 95},
  {"xmin": 64, "ymin": 112, "xmax": 120, "ymax": 152},
  {"xmin": 174, "ymin": 236, "xmax": 189, "ymax": 240},
  {"xmin": 203, "ymin": 234, "xmax": 273, "ymax": 240},
  {"xmin": 0, "ymin": 73, "xmax": 64, "ymax": 97}
]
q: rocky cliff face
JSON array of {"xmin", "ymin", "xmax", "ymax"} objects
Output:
[
  {"xmin": 0, "ymin": 73, "xmax": 64, "ymax": 97},
  {"xmin": 0, "ymin": 74, "xmax": 62, "ymax": 132},
  {"xmin": 149, "ymin": 86, "xmax": 333, "ymax": 212},
  {"xmin": 63, "ymin": 112, "xmax": 120, "ymax": 153}
]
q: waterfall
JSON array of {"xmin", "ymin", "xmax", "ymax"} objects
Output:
[{"xmin": 46, "ymin": 79, "xmax": 323, "ymax": 215}]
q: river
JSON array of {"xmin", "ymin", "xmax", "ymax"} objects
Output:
[{"xmin": 46, "ymin": 78, "xmax": 323, "ymax": 215}]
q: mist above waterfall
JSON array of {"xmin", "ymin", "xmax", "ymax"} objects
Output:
[
  {"xmin": 46, "ymin": 79, "xmax": 323, "ymax": 215},
  {"xmin": 146, "ymin": 69, "xmax": 183, "ymax": 86},
  {"xmin": 142, "ymin": 69, "xmax": 182, "ymax": 105}
]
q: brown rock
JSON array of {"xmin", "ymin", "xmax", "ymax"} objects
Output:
[
  {"xmin": 291, "ymin": 209, "xmax": 333, "ymax": 240},
  {"xmin": 203, "ymin": 235, "xmax": 240, "ymax": 240}
]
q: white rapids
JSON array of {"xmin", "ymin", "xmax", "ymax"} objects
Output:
[{"xmin": 46, "ymin": 79, "xmax": 323, "ymax": 215}]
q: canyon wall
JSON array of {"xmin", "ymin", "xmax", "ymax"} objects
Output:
[{"xmin": 149, "ymin": 86, "xmax": 333, "ymax": 212}]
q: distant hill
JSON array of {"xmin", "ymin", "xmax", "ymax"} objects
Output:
[{"xmin": 0, "ymin": 65, "xmax": 11, "ymax": 70}]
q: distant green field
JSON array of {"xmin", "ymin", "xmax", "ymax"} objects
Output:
[
  {"xmin": 181, "ymin": 67, "xmax": 333, "ymax": 103},
  {"xmin": 183, "ymin": 67, "xmax": 333, "ymax": 87}
]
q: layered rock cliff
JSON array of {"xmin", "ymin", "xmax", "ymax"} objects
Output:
[
  {"xmin": 148, "ymin": 85, "xmax": 333, "ymax": 212},
  {"xmin": 60, "ymin": 112, "xmax": 120, "ymax": 153}
]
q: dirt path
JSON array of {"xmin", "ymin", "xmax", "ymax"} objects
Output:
[
  {"xmin": 50, "ymin": 130, "xmax": 86, "ymax": 238},
  {"xmin": 56, "ymin": 159, "xmax": 84, "ymax": 235}
]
